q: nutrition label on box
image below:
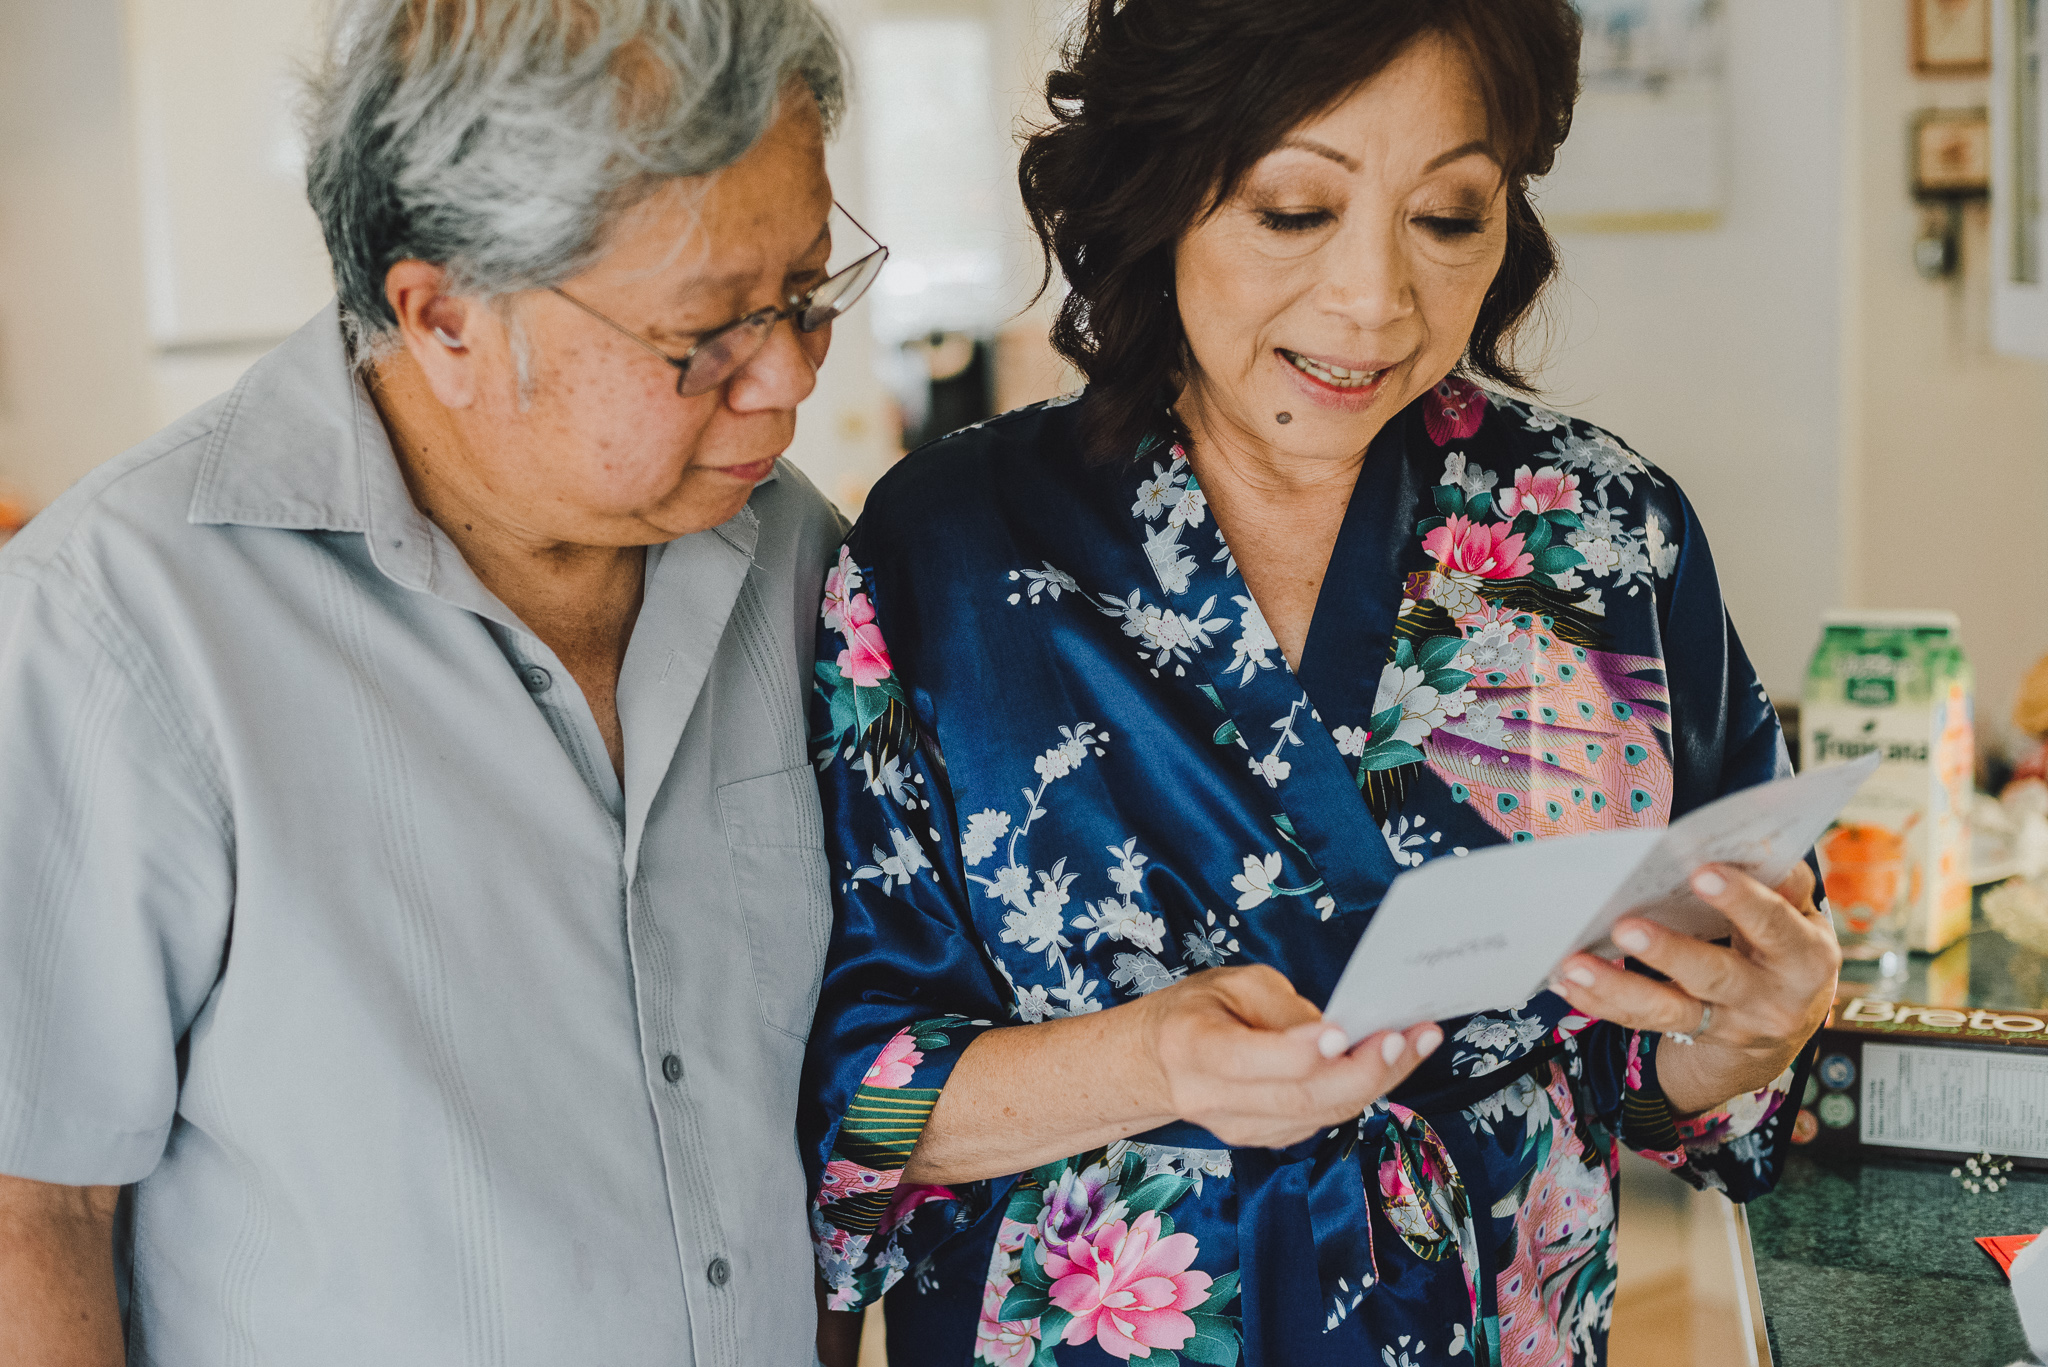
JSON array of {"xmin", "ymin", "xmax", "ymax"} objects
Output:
[{"xmin": 1861, "ymin": 1043, "xmax": 2048, "ymax": 1160}]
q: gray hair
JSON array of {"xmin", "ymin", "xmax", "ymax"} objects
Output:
[{"xmin": 305, "ymin": 0, "xmax": 846, "ymax": 359}]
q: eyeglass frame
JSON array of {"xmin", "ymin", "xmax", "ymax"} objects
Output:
[{"xmin": 549, "ymin": 201, "xmax": 888, "ymax": 397}]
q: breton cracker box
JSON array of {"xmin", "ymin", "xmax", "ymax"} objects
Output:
[
  {"xmin": 1798, "ymin": 990, "xmax": 2048, "ymax": 1170},
  {"xmin": 1799, "ymin": 610, "xmax": 1974, "ymax": 953}
]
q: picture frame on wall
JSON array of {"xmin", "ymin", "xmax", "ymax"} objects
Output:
[
  {"xmin": 1914, "ymin": 0, "xmax": 1992, "ymax": 77},
  {"xmin": 1913, "ymin": 108, "xmax": 1993, "ymax": 197}
]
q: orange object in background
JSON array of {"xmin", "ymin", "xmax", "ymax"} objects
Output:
[
  {"xmin": 0, "ymin": 489, "xmax": 29, "ymax": 549},
  {"xmin": 1819, "ymin": 822, "xmax": 1908, "ymax": 932}
]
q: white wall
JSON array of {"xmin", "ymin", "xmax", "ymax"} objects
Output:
[
  {"xmin": 1846, "ymin": 0, "xmax": 2048, "ymax": 757},
  {"xmin": 1537, "ymin": 0, "xmax": 1848, "ymax": 703},
  {"xmin": 0, "ymin": 0, "xmax": 158, "ymax": 507}
]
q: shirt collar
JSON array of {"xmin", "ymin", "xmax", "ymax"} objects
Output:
[{"xmin": 188, "ymin": 300, "xmax": 776, "ymax": 601}]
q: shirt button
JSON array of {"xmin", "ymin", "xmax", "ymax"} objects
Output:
[
  {"xmin": 520, "ymin": 664, "xmax": 553, "ymax": 695},
  {"xmin": 662, "ymin": 1053, "xmax": 683, "ymax": 1084},
  {"xmin": 706, "ymin": 1256, "xmax": 732, "ymax": 1287}
]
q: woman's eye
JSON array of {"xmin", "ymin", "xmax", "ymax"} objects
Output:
[
  {"xmin": 1256, "ymin": 208, "xmax": 1334, "ymax": 234},
  {"xmin": 1416, "ymin": 215, "xmax": 1487, "ymax": 239}
]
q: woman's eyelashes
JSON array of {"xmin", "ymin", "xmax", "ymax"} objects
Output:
[{"xmin": 1255, "ymin": 207, "xmax": 1334, "ymax": 234}]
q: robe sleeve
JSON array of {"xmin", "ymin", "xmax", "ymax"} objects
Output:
[
  {"xmin": 799, "ymin": 546, "xmax": 1014, "ymax": 1311},
  {"xmin": 1571, "ymin": 484, "xmax": 1818, "ymax": 1197}
]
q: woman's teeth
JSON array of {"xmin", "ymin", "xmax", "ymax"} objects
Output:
[{"xmin": 1283, "ymin": 350, "xmax": 1383, "ymax": 389}]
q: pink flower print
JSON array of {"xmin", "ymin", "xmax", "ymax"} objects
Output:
[
  {"xmin": 881, "ymin": 1182, "xmax": 957, "ymax": 1235},
  {"xmin": 822, "ymin": 545, "xmax": 861, "ymax": 634},
  {"xmin": 1496, "ymin": 464, "xmax": 1581, "ymax": 517},
  {"xmin": 1623, "ymin": 1035, "xmax": 1644, "ymax": 1091},
  {"xmin": 1423, "ymin": 376, "xmax": 1488, "ymax": 445},
  {"xmin": 977, "ymin": 1278, "xmax": 1041, "ymax": 1367},
  {"xmin": 862, "ymin": 1031, "xmax": 924, "ymax": 1089},
  {"xmin": 1421, "ymin": 515, "xmax": 1533, "ymax": 581},
  {"xmin": 836, "ymin": 592, "xmax": 894, "ymax": 688},
  {"xmin": 818, "ymin": 1158, "xmax": 899, "ymax": 1207},
  {"xmin": 1043, "ymin": 1212, "xmax": 1213, "ymax": 1361}
]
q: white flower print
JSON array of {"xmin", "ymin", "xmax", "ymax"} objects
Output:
[
  {"xmin": 1106, "ymin": 839, "xmax": 1148, "ymax": 896},
  {"xmin": 1131, "ymin": 462, "xmax": 1187, "ymax": 520},
  {"xmin": 1110, "ymin": 952, "xmax": 1183, "ymax": 995},
  {"xmin": 1578, "ymin": 503, "xmax": 1622, "ymax": 541},
  {"xmin": 1248, "ymin": 753, "xmax": 1292, "ymax": 787},
  {"xmin": 1048, "ymin": 958, "xmax": 1102, "ymax": 1015},
  {"xmin": 1182, "ymin": 910, "xmax": 1239, "ymax": 966},
  {"xmin": 1372, "ymin": 663, "xmax": 1460, "ymax": 745},
  {"xmin": 1167, "ymin": 482, "xmax": 1208, "ymax": 530},
  {"xmin": 999, "ymin": 860, "xmax": 1078, "ymax": 960},
  {"xmin": 1460, "ymin": 618, "xmax": 1530, "ymax": 675},
  {"xmin": 1570, "ymin": 535, "xmax": 1621, "ymax": 577},
  {"xmin": 1423, "ymin": 569, "xmax": 1487, "ymax": 621},
  {"xmin": 1548, "ymin": 567, "xmax": 1585, "ymax": 592},
  {"xmin": 1645, "ymin": 511, "xmax": 1679, "ymax": 577},
  {"xmin": 852, "ymin": 827, "xmax": 934, "ymax": 894},
  {"xmin": 1614, "ymin": 539, "xmax": 1650, "ymax": 581},
  {"xmin": 1009, "ymin": 561, "xmax": 1080, "ymax": 606},
  {"xmin": 1098, "ymin": 590, "xmax": 1228, "ymax": 673},
  {"xmin": 1233, "ymin": 852, "xmax": 1284, "ymax": 909},
  {"xmin": 1441, "ymin": 699, "xmax": 1508, "ymax": 749},
  {"xmin": 1014, "ymin": 983, "xmax": 1054, "ymax": 1023},
  {"xmin": 1381, "ymin": 815, "xmax": 1431, "ymax": 868},
  {"xmin": 1519, "ymin": 404, "xmax": 1568, "ymax": 434},
  {"xmin": 1142, "ymin": 522, "xmax": 1197, "ymax": 596},
  {"xmin": 1314, "ymin": 895, "xmax": 1337, "ymax": 921},
  {"xmin": 1074, "ymin": 896, "xmax": 1168, "ymax": 953},
  {"xmin": 983, "ymin": 863, "xmax": 1032, "ymax": 909},
  {"xmin": 1454, "ymin": 1009, "xmax": 1547, "ymax": 1056},
  {"xmin": 1440, "ymin": 452, "xmax": 1498, "ymax": 499},
  {"xmin": 962, "ymin": 810, "xmax": 1011, "ymax": 866},
  {"xmin": 1578, "ymin": 587, "xmax": 1607, "ymax": 616},
  {"xmin": 1331, "ymin": 725, "xmax": 1369, "ymax": 757},
  {"xmin": 1226, "ymin": 595, "xmax": 1279, "ymax": 685},
  {"xmin": 859, "ymin": 751, "xmax": 912, "ymax": 805}
]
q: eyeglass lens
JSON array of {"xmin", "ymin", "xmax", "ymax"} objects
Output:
[{"xmin": 675, "ymin": 245, "xmax": 889, "ymax": 396}]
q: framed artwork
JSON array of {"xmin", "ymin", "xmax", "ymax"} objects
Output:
[
  {"xmin": 1913, "ymin": 108, "xmax": 1992, "ymax": 197},
  {"xmin": 1914, "ymin": 0, "xmax": 1992, "ymax": 77}
]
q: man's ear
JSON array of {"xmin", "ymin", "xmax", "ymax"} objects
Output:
[{"xmin": 384, "ymin": 261, "xmax": 482, "ymax": 408}]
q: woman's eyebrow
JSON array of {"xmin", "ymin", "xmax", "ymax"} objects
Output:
[
  {"xmin": 1423, "ymin": 140, "xmax": 1496, "ymax": 172},
  {"xmin": 1274, "ymin": 137, "xmax": 1496, "ymax": 175}
]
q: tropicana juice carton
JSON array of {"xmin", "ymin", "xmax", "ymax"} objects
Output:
[{"xmin": 1800, "ymin": 610, "xmax": 1974, "ymax": 953}]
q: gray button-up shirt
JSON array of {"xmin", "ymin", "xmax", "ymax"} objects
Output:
[{"xmin": 0, "ymin": 306, "xmax": 846, "ymax": 1366}]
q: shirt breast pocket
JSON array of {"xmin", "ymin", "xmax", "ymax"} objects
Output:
[{"xmin": 717, "ymin": 765, "xmax": 832, "ymax": 1043}]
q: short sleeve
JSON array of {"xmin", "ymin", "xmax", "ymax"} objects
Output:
[
  {"xmin": 799, "ymin": 546, "xmax": 1012, "ymax": 1311},
  {"xmin": 0, "ymin": 567, "xmax": 233, "ymax": 1184}
]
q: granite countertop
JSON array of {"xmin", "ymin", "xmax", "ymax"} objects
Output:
[
  {"xmin": 1748, "ymin": 1152, "xmax": 2044, "ymax": 1366},
  {"xmin": 1747, "ymin": 890, "xmax": 2048, "ymax": 1365}
]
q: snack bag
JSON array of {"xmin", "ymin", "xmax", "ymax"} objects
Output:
[{"xmin": 1801, "ymin": 611, "xmax": 1973, "ymax": 952}]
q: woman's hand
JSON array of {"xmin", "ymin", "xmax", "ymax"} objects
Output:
[
  {"xmin": 1141, "ymin": 964, "xmax": 1442, "ymax": 1149},
  {"xmin": 901, "ymin": 964, "xmax": 1439, "ymax": 1185},
  {"xmin": 1550, "ymin": 862, "xmax": 1840, "ymax": 1116}
]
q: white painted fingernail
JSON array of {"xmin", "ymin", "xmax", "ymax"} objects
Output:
[
  {"xmin": 1381, "ymin": 1033, "xmax": 1406, "ymax": 1066},
  {"xmin": 1318, "ymin": 1027, "xmax": 1347, "ymax": 1059},
  {"xmin": 1693, "ymin": 869, "xmax": 1727, "ymax": 897},
  {"xmin": 1614, "ymin": 927, "xmax": 1650, "ymax": 954},
  {"xmin": 1415, "ymin": 1027, "xmax": 1442, "ymax": 1058},
  {"xmin": 1566, "ymin": 966, "xmax": 1597, "ymax": 987}
]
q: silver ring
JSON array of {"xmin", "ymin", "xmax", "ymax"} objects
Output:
[{"xmin": 1668, "ymin": 1001, "xmax": 1712, "ymax": 1047}]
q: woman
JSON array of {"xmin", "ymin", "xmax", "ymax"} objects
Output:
[{"xmin": 803, "ymin": 3, "xmax": 1837, "ymax": 1364}]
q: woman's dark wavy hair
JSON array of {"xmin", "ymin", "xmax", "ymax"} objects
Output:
[{"xmin": 1018, "ymin": 0, "xmax": 1581, "ymax": 463}]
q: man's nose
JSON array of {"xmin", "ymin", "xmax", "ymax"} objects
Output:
[{"xmin": 725, "ymin": 316, "xmax": 823, "ymax": 413}]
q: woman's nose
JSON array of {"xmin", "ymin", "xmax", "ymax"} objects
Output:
[
  {"xmin": 725, "ymin": 316, "xmax": 824, "ymax": 413},
  {"xmin": 1319, "ymin": 218, "xmax": 1417, "ymax": 331}
]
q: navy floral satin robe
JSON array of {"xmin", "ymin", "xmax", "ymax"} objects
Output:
[{"xmin": 799, "ymin": 380, "xmax": 1814, "ymax": 1367}]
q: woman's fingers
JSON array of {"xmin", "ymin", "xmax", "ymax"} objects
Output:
[
  {"xmin": 1688, "ymin": 864, "xmax": 1828, "ymax": 964},
  {"xmin": 1552, "ymin": 949, "xmax": 1710, "ymax": 1035}
]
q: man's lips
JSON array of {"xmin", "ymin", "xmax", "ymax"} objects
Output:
[{"xmin": 709, "ymin": 457, "xmax": 778, "ymax": 482}]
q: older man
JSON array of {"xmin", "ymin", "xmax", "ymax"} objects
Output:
[{"xmin": 0, "ymin": 2, "xmax": 869, "ymax": 1363}]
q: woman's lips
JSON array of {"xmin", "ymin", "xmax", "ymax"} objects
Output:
[{"xmin": 1276, "ymin": 348, "xmax": 1394, "ymax": 409}]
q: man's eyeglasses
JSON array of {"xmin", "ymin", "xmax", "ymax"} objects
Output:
[{"xmin": 551, "ymin": 201, "xmax": 888, "ymax": 398}]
